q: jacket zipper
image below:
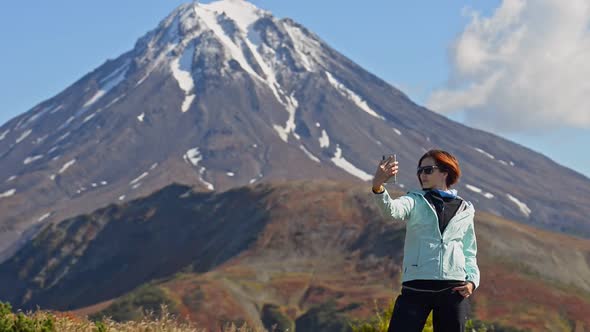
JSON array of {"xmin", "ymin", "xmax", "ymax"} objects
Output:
[{"xmin": 417, "ymin": 194, "xmax": 467, "ymax": 278}]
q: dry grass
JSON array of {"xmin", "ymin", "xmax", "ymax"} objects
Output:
[{"xmin": 5, "ymin": 306, "xmax": 269, "ymax": 332}]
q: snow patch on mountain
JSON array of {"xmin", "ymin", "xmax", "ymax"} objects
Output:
[
  {"xmin": 0, "ymin": 129, "xmax": 10, "ymax": 141},
  {"xmin": 272, "ymin": 93, "xmax": 299, "ymax": 142},
  {"xmin": 498, "ymin": 160, "xmax": 516, "ymax": 167},
  {"xmin": 104, "ymin": 95, "xmax": 126, "ymax": 109},
  {"xmin": 58, "ymin": 159, "xmax": 76, "ymax": 174},
  {"xmin": 0, "ymin": 189, "xmax": 16, "ymax": 199},
  {"xmin": 49, "ymin": 105, "xmax": 64, "ymax": 114},
  {"xmin": 200, "ymin": 0, "xmax": 265, "ymax": 33},
  {"xmin": 325, "ymin": 71, "xmax": 384, "ymax": 120},
  {"xmin": 83, "ymin": 61, "xmax": 130, "ymax": 109},
  {"xmin": 331, "ymin": 145, "xmax": 372, "ymax": 181},
  {"xmin": 300, "ymin": 145, "xmax": 320, "ymax": 163},
  {"xmin": 465, "ymin": 184, "xmax": 494, "ymax": 199},
  {"xmin": 182, "ymin": 95, "xmax": 196, "ymax": 113},
  {"xmin": 135, "ymin": 72, "xmax": 151, "ymax": 87},
  {"xmin": 249, "ymin": 173, "xmax": 263, "ymax": 184},
  {"xmin": 183, "ymin": 147, "xmax": 214, "ymax": 190},
  {"xmin": 30, "ymin": 104, "xmax": 62, "ymax": 125},
  {"xmin": 283, "ymin": 23, "xmax": 316, "ymax": 71},
  {"xmin": 506, "ymin": 193, "xmax": 531, "ymax": 217},
  {"xmin": 33, "ymin": 135, "xmax": 48, "ymax": 145},
  {"xmin": 473, "ymin": 147, "xmax": 495, "ymax": 159},
  {"xmin": 466, "ymin": 184, "xmax": 483, "ymax": 193},
  {"xmin": 184, "ymin": 148, "xmax": 201, "ymax": 166},
  {"xmin": 57, "ymin": 116, "xmax": 75, "ymax": 132},
  {"xmin": 6, "ymin": 176, "xmax": 17, "ymax": 183},
  {"xmin": 319, "ymin": 129, "xmax": 330, "ymax": 148},
  {"xmin": 170, "ymin": 42, "xmax": 196, "ymax": 112},
  {"xmin": 56, "ymin": 132, "xmax": 70, "ymax": 143},
  {"xmin": 37, "ymin": 212, "xmax": 52, "ymax": 223},
  {"xmin": 83, "ymin": 113, "xmax": 96, "ymax": 124},
  {"xmin": 130, "ymin": 172, "xmax": 149, "ymax": 186},
  {"xmin": 24, "ymin": 155, "xmax": 43, "ymax": 165},
  {"xmin": 16, "ymin": 129, "xmax": 32, "ymax": 144}
]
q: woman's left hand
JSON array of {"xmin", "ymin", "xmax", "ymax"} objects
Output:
[{"xmin": 452, "ymin": 282, "xmax": 474, "ymax": 298}]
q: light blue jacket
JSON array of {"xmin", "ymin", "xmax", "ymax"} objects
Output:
[{"xmin": 374, "ymin": 189, "xmax": 480, "ymax": 289}]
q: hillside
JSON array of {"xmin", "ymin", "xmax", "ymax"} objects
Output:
[{"xmin": 1, "ymin": 180, "xmax": 588, "ymax": 331}]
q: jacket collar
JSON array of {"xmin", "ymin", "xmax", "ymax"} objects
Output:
[{"xmin": 408, "ymin": 190, "xmax": 474, "ymax": 216}]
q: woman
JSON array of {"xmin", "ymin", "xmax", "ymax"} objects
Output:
[{"xmin": 372, "ymin": 149, "xmax": 480, "ymax": 332}]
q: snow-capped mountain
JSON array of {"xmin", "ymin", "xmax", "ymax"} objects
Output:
[{"xmin": 1, "ymin": 0, "xmax": 589, "ymax": 259}]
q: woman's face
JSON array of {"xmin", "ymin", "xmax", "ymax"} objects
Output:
[{"xmin": 418, "ymin": 157, "xmax": 448, "ymax": 190}]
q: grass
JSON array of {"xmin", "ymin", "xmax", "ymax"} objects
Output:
[
  {"xmin": 0, "ymin": 302, "xmax": 266, "ymax": 332},
  {"xmin": 0, "ymin": 298, "xmax": 531, "ymax": 332}
]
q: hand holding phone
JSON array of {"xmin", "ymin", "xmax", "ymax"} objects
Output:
[{"xmin": 381, "ymin": 154, "xmax": 397, "ymax": 184}]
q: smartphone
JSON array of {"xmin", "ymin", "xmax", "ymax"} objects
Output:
[{"xmin": 382, "ymin": 154, "xmax": 397, "ymax": 184}]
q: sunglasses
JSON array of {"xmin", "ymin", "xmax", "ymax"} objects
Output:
[{"xmin": 417, "ymin": 165, "xmax": 440, "ymax": 175}]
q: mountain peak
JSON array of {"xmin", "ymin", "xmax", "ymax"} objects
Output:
[
  {"xmin": 150, "ymin": 0, "xmax": 271, "ymax": 53},
  {"xmin": 196, "ymin": 0, "xmax": 268, "ymax": 33}
]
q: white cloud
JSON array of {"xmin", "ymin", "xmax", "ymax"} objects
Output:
[{"xmin": 427, "ymin": 0, "xmax": 590, "ymax": 131}]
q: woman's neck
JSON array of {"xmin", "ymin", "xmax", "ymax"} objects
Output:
[{"xmin": 423, "ymin": 186, "xmax": 449, "ymax": 191}]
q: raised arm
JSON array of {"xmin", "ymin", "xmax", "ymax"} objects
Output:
[{"xmin": 373, "ymin": 189, "xmax": 415, "ymax": 221}]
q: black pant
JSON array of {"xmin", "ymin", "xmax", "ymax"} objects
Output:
[{"xmin": 387, "ymin": 286, "xmax": 470, "ymax": 332}]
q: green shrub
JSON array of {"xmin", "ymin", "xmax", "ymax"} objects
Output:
[
  {"xmin": 296, "ymin": 300, "xmax": 353, "ymax": 332},
  {"xmin": 0, "ymin": 301, "xmax": 56, "ymax": 332},
  {"xmin": 90, "ymin": 284, "xmax": 177, "ymax": 322},
  {"xmin": 94, "ymin": 320, "xmax": 107, "ymax": 332},
  {"xmin": 261, "ymin": 304, "xmax": 294, "ymax": 332}
]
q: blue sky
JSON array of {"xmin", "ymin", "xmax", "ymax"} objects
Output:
[{"xmin": 1, "ymin": 0, "xmax": 588, "ymax": 178}]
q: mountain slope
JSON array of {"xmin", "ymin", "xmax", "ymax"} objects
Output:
[
  {"xmin": 1, "ymin": 180, "xmax": 589, "ymax": 331},
  {"xmin": 1, "ymin": 0, "xmax": 589, "ymax": 262}
]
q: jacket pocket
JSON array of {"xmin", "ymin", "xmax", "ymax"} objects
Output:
[
  {"xmin": 418, "ymin": 239, "xmax": 440, "ymax": 269},
  {"xmin": 450, "ymin": 241, "xmax": 466, "ymax": 272}
]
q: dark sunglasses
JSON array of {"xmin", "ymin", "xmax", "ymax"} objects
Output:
[{"xmin": 417, "ymin": 165, "xmax": 439, "ymax": 175}]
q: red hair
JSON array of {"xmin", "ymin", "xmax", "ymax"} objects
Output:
[{"xmin": 418, "ymin": 149, "xmax": 461, "ymax": 188}]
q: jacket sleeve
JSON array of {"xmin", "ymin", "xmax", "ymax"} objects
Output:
[
  {"xmin": 373, "ymin": 188, "xmax": 415, "ymax": 221},
  {"xmin": 462, "ymin": 220, "xmax": 480, "ymax": 289}
]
